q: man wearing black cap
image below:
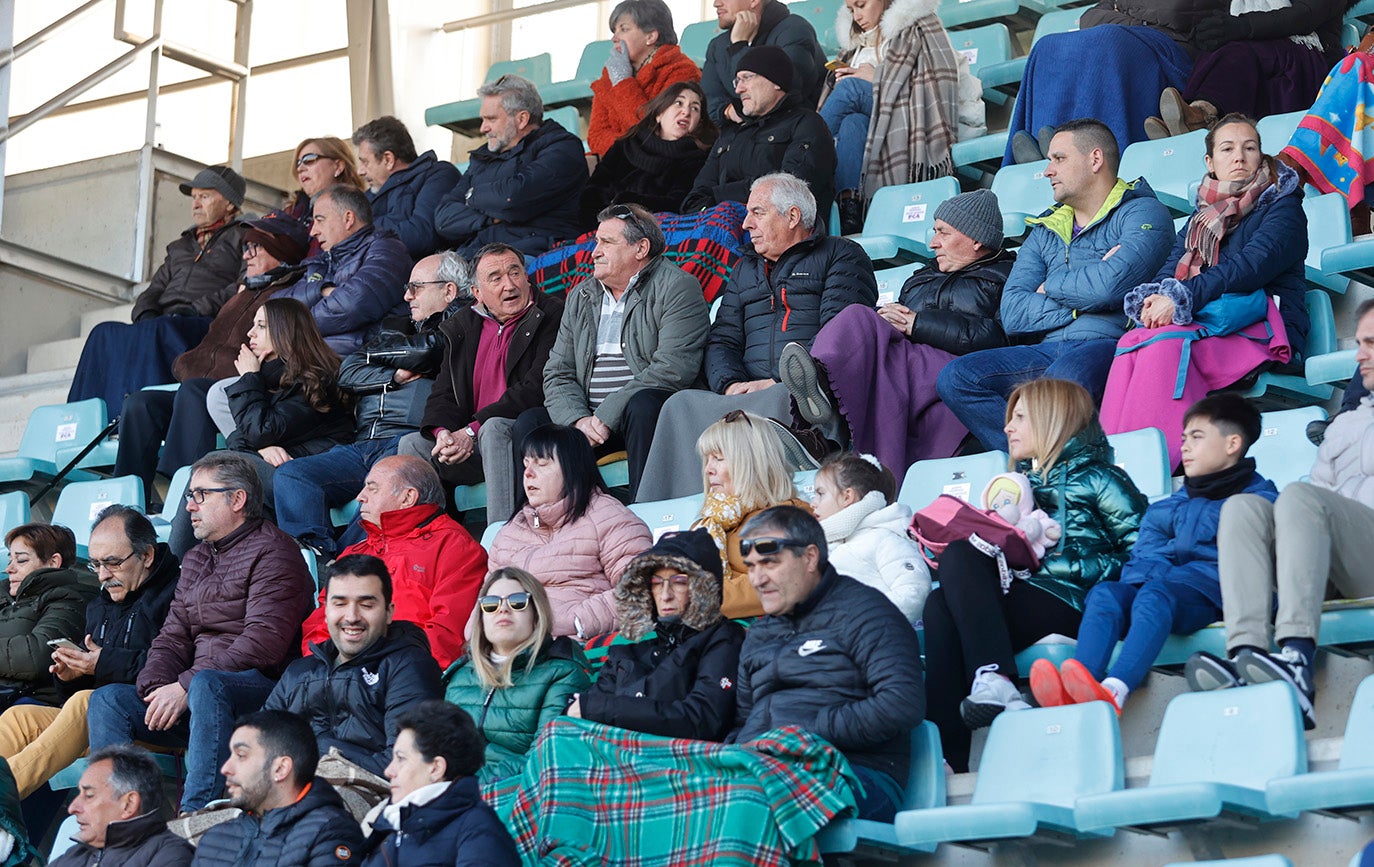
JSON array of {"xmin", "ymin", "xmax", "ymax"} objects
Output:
[
  {"xmin": 702, "ymin": 0, "xmax": 826, "ymax": 126},
  {"xmin": 682, "ymin": 45, "xmax": 836, "ymax": 222}
]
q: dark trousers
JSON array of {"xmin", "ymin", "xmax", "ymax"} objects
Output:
[
  {"xmin": 923, "ymin": 540, "xmax": 1084, "ymax": 772},
  {"xmin": 113, "ymin": 378, "xmax": 218, "ymax": 502},
  {"xmin": 512, "ymin": 388, "xmax": 673, "ymax": 500}
]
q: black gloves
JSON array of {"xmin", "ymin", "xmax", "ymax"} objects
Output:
[{"xmin": 1193, "ymin": 12, "xmax": 1252, "ymax": 52}]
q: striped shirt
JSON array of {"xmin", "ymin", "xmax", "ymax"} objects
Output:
[{"xmin": 588, "ymin": 279, "xmax": 635, "ymax": 410}]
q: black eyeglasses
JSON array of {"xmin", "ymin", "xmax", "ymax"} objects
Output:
[
  {"xmin": 739, "ymin": 537, "xmax": 809, "ymax": 557},
  {"xmin": 295, "ymin": 152, "xmax": 325, "ymax": 169},
  {"xmin": 478, "ymin": 592, "xmax": 532, "ymax": 614},
  {"xmin": 184, "ymin": 487, "xmax": 237, "ymax": 504},
  {"xmin": 404, "ymin": 280, "xmax": 448, "ymax": 293},
  {"xmin": 87, "ymin": 551, "xmax": 136, "ymax": 574}
]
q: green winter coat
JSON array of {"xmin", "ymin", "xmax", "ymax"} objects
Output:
[
  {"xmin": 442, "ymin": 636, "xmax": 590, "ymax": 784},
  {"xmin": 1020, "ymin": 422, "xmax": 1147, "ymax": 611},
  {"xmin": 0, "ymin": 566, "xmax": 98, "ymax": 706}
]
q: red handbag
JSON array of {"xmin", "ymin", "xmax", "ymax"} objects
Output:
[{"xmin": 909, "ymin": 494, "xmax": 1042, "ymax": 591}]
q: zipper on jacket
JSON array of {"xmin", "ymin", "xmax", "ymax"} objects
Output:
[{"xmin": 477, "ymin": 687, "xmax": 497, "ymax": 730}]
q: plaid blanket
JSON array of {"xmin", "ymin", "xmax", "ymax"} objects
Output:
[
  {"xmin": 1282, "ymin": 51, "xmax": 1374, "ymax": 207},
  {"xmin": 527, "ymin": 203, "xmax": 748, "ymax": 303},
  {"xmin": 494, "ymin": 718, "xmax": 859, "ymax": 866}
]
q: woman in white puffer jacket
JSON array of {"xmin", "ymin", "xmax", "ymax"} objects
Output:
[{"xmin": 812, "ymin": 453, "xmax": 931, "ymax": 623}]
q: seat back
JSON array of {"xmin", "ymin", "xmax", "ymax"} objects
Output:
[
  {"xmin": 480, "ymin": 520, "xmax": 506, "ymax": 549},
  {"xmin": 484, "ymin": 53, "xmax": 553, "ymax": 86},
  {"xmin": 160, "ymin": 465, "xmax": 193, "ymax": 525},
  {"xmin": 0, "ymin": 491, "xmax": 30, "ymax": 567},
  {"xmin": 628, "ymin": 494, "xmax": 706, "ymax": 541},
  {"xmin": 1032, "ymin": 7, "xmax": 1085, "ymax": 42},
  {"xmin": 1118, "ymin": 128, "xmax": 1207, "ymax": 211},
  {"xmin": 971, "ymin": 702, "xmax": 1122, "ymax": 807},
  {"xmin": 902, "ymin": 721, "xmax": 948, "ymax": 811},
  {"xmin": 573, "ymin": 40, "xmax": 613, "ymax": 83},
  {"xmin": 1251, "ymin": 406, "xmax": 1325, "ymax": 491},
  {"xmin": 1149, "ymin": 682, "xmax": 1307, "ymax": 788},
  {"xmin": 680, "ymin": 21, "xmax": 717, "ymax": 64},
  {"xmin": 1339, "ymin": 675, "xmax": 1374, "ymax": 770},
  {"xmin": 788, "ymin": 0, "xmax": 843, "ymax": 53},
  {"xmin": 17, "ymin": 398, "xmax": 108, "ymax": 467},
  {"xmin": 948, "ymin": 23, "xmax": 1012, "ymax": 81},
  {"xmin": 544, "ymin": 105, "xmax": 583, "ymax": 140},
  {"xmin": 1256, "ymin": 110, "xmax": 1305, "ymax": 151},
  {"xmin": 1303, "ymin": 192, "xmax": 1354, "ymax": 293},
  {"xmin": 860, "ymin": 177, "xmax": 963, "ymax": 255},
  {"xmin": 794, "ymin": 469, "xmax": 818, "ymax": 498},
  {"xmin": 1105, "ymin": 427, "xmax": 1171, "ymax": 501},
  {"xmin": 51, "ymin": 476, "xmax": 145, "ymax": 553},
  {"xmin": 991, "ymin": 159, "xmax": 1052, "ymax": 238},
  {"xmin": 898, "ymin": 450, "xmax": 1009, "ymax": 511},
  {"xmin": 1304, "ymin": 289, "xmax": 1338, "ymax": 357},
  {"xmin": 874, "ymin": 261, "xmax": 924, "ymax": 305}
]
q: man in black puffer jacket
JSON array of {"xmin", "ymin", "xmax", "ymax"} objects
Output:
[
  {"xmin": 727, "ymin": 505, "xmax": 924, "ymax": 823},
  {"xmin": 193, "ymin": 710, "xmax": 363, "ymax": 867},
  {"xmin": 264, "ymin": 555, "xmax": 441, "ymax": 776}
]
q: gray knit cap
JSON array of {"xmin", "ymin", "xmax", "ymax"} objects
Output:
[
  {"xmin": 179, "ymin": 165, "xmax": 246, "ymax": 208},
  {"xmin": 932, "ymin": 188, "xmax": 1003, "ymax": 251}
]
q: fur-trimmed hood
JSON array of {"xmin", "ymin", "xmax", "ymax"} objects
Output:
[
  {"xmin": 614, "ymin": 551, "xmax": 725, "ymax": 641},
  {"xmin": 835, "ymin": 0, "xmax": 940, "ymax": 51}
]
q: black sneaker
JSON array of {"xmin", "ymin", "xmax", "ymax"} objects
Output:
[
  {"xmin": 763, "ymin": 418, "xmax": 823, "ymax": 472},
  {"xmin": 1236, "ymin": 646, "xmax": 1317, "ymax": 731},
  {"xmin": 779, "ymin": 342, "xmax": 834, "ymax": 428},
  {"xmin": 1184, "ymin": 651, "xmax": 1244, "ymax": 692}
]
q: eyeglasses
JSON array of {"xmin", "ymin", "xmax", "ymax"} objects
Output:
[
  {"xmin": 733, "ymin": 71, "xmax": 759, "ymax": 86},
  {"xmin": 649, "ymin": 574, "xmax": 691, "ymax": 588},
  {"xmin": 243, "ymin": 241, "xmax": 262, "ymax": 258},
  {"xmin": 404, "ymin": 280, "xmax": 448, "ymax": 293},
  {"xmin": 295, "ymin": 152, "xmax": 326, "ymax": 169},
  {"xmin": 738, "ymin": 537, "xmax": 809, "ymax": 557},
  {"xmin": 184, "ymin": 487, "xmax": 237, "ymax": 504},
  {"xmin": 478, "ymin": 592, "xmax": 532, "ymax": 614},
  {"xmin": 86, "ymin": 551, "xmax": 136, "ymax": 574}
]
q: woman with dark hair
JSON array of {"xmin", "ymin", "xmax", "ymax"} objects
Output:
[
  {"xmin": 581, "ymin": 81, "xmax": 716, "ymax": 227},
  {"xmin": 166, "ymin": 297, "xmax": 353, "ymax": 555},
  {"xmin": 487, "ymin": 425, "xmax": 653, "ymax": 638},
  {"xmin": 570, "ymin": 528, "xmax": 745, "ymax": 741},
  {"xmin": 360, "ymin": 700, "xmax": 520, "ymax": 865},
  {"xmin": 587, "ymin": 0, "xmax": 702, "ymax": 158},
  {"xmin": 0, "ymin": 524, "xmax": 96, "ymax": 709}
]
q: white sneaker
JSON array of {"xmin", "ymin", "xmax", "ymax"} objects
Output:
[{"xmin": 960, "ymin": 663, "xmax": 1030, "ymax": 730}]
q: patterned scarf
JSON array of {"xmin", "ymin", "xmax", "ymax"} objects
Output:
[
  {"xmin": 693, "ymin": 490, "xmax": 745, "ymax": 572},
  {"xmin": 1175, "ymin": 161, "xmax": 1272, "ymax": 281},
  {"xmin": 194, "ymin": 217, "xmax": 228, "ymax": 249}
]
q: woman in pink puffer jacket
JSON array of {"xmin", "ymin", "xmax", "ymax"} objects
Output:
[{"xmin": 488, "ymin": 424, "xmax": 653, "ymax": 638}]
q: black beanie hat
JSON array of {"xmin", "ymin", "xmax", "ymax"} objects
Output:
[
  {"xmin": 737, "ymin": 45, "xmax": 794, "ymax": 93},
  {"xmin": 640, "ymin": 528, "xmax": 723, "ymax": 583}
]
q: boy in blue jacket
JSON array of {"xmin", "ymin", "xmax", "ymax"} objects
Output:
[{"xmin": 1028, "ymin": 393, "xmax": 1277, "ymax": 712}]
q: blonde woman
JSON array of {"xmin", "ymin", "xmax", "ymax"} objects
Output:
[
  {"xmin": 441, "ymin": 568, "xmax": 590, "ymax": 785},
  {"xmin": 922, "ymin": 378, "xmax": 1146, "ymax": 772},
  {"xmin": 693, "ymin": 411, "xmax": 811, "ymax": 618}
]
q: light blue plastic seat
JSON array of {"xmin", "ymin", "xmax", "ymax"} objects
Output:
[
  {"xmin": 150, "ymin": 464, "xmax": 192, "ymax": 542},
  {"xmin": 874, "ymin": 262, "xmax": 924, "ymax": 305},
  {"xmin": 1305, "ymin": 192, "xmax": 1356, "ymax": 292},
  {"xmin": 898, "ymin": 450, "xmax": 1010, "ymax": 512},
  {"xmin": 452, "ymin": 483, "xmax": 489, "ymax": 515},
  {"xmin": 990, "ymin": 159, "xmax": 1052, "ymax": 239},
  {"xmin": 1266, "ymin": 675, "xmax": 1374, "ymax": 817},
  {"xmin": 680, "ymin": 21, "xmax": 717, "ymax": 65},
  {"xmin": 849, "ymin": 177, "xmax": 962, "ymax": 263},
  {"xmin": 787, "ymin": 0, "xmax": 843, "ymax": 54},
  {"xmin": 541, "ymin": 40, "xmax": 612, "ymax": 107},
  {"xmin": 543, "ymin": 105, "xmax": 583, "ymax": 142},
  {"xmin": 0, "ymin": 491, "xmax": 29, "ymax": 568},
  {"xmin": 1242, "ymin": 290, "xmax": 1337, "ymax": 405},
  {"xmin": 817, "ymin": 722, "xmax": 947, "ymax": 856},
  {"xmin": 628, "ymin": 493, "xmax": 706, "ymax": 541},
  {"xmin": 0, "ymin": 398, "xmax": 110, "ymax": 487},
  {"xmin": 952, "ymin": 130, "xmax": 1010, "ymax": 182},
  {"xmin": 1165, "ymin": 856, "xmax": 1293, "ymax": 867},
  {"xmin": 894, "ymin": 702, "xmax": 1123, "ymax": 849},
  {"xmin": 936, "ymin": 0, "xmax": 1020, "ymax": 30},
  {"xmin": 52, "ymin": 475, "xmax": 145, "ymax": 558},
  {"xmin": 425, "ymin": 53, "xmax": 554, "ymax": 131},
  {"xmin": 301, "ymin": 545, "xmax": 319, "ymax": 588},
  {"xmin": 481, "ymin": 520, "xmax": 506, "ymax": 549},
  {"xmin": 1256, "ymin": 110, "xmax": 1305, "ymax": 151},
  {"xmin": 598, "ymin": 456, "xmax": 630, "ymax": 489},
  {"xmin": 48, "ymin": 814, "xmax": 81, "ymax": 861},
  {"xmin": 1106, "ymin": 427, "xmax": 1171, "ymax": 502},
  {"xmin": 972, "ymin": 8, "xmax": 1083, "ymax": 98},
  {"xmin": 1306, "ymin": 348, "xmax": 1357, "ymax": 387},
  {"xmin": 1249, "ymin": 406, "xmax": 1326, "ymax": 491},
  {"xmin": 1073, "ymin": 681, "xmax": 1307, "ymax": 835},
  {"xmin": 1118, "ymin": 128, "xmax": 1207, "ymax": 213},
  {"xmin": 947, "ymin": 24, "xmax": 1015, "ymax": 104},
  {"xmin": 330, "ymin": 498, "xmax": 361, "ymax": 528}
]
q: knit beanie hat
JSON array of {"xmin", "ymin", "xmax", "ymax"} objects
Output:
[
  {"xmin": 179, "ymin": 165, "xmax": 247, "ymax": 207},
  {"xmin": 243, "ymin": 210, "xmax": 310, "ymax": 265},
  {"xmin": 932, "ymin": 188, "xmax": 1003, "ymax": 252},
  {"xmin": 737, "ymin": 45, "xmax": 794, "ymax": 93},
  {"xmin": 638, "ymin": 528, "xmax": 724, "ymax": 583}
]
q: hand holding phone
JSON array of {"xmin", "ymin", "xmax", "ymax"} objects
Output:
[{"xmin": 47, "ymin": 638, "xmax": 81, "ymax": 652}]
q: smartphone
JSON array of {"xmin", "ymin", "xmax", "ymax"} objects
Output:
[
  {"xmin": 46, "ymin": 638, "xmax": 81, "ymax": 652},
  {"xmin": 825, "ymin": 58, "xmax": 849, "ymax": 72}
]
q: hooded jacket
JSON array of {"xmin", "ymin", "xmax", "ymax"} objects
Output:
[
  {"xmin": 820, "ymin": 491, "xmax": 930, "ymax": 623},
  {"xmin": 132, "ymin": 221, "xmax": 247, "ymax": 322},
  {"xmin": 359, "ymin": 777, "xmax": 519, "ymax": 866},
  {"xmin": 1019, "ymin": 421, "xmax": 1149, "ymax": 610},
  {"xmin": 579, "ymin": 545, "xmax": 746, "ymax": 741},
  {"xmin": 702, "ymin": 0, "xmax": 827, "ymax": 125},
  {"xmin": 705, "ymin": 233, "xmax": 878, "ymax": 391},
  {"xmin": 1000, "ymin": 178, "xmax": 1174, "ymax": 343},
  {"xmin": 442, "ymin": 637, "xmax": 590, "ymax": 784},
  {"xmin": 192, "ymin": 778, "xmax": 364, "ymax": 867},
  {"xmin": 588, "ymin": 43, "xmax": 703, "ymax": 156},
  {"xmin": 434, "ymin": 120, "xmax": 589, "ymax": 257},
  {"xmin": 368, "ymin": 150, "xmax": 462, "ymax": 259},
  {"xmin": 49, "ymin": 807, "xmax": 193, "ymax": 867},
  {"xmin": 898, "ymin": 249, "xmax": 1015, "ymax": 354},
  {"xmin": 265, "ymin": 622, "xmax": 442, "ymax": 776},
  {"xmin": 280, "ymin": 225, "xmax": 413, "ymax": 355},
  {"xmin": 488, "ymin": 491, "xmax": 653, "ymax": 638},
  {"xmin": 0, "ymin": 567, "xmax": 98, "ymax": 706},
  {"xmin": 729, "ymin": 565, "xmax": 924, "ymax": 785},
  {"xmin": 682, "ymin": 89, "xmax": 838, "ymax": 220},
  {"xmin": 80, "ymin": 543, "xmax": 180, "ymax": 688}
]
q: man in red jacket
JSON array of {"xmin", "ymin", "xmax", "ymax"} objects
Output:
[{"xmin": 298, "ymin": 455, "xmax": 486, "ymax": 668}]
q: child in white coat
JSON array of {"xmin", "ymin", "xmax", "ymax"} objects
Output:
[{"xmin": 812, "ymin": 453, "xmax": 931, "ymax": 623}]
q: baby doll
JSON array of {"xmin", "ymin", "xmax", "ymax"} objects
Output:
[{"xmin": 981, "ymin": 472, "xmax": 1062, "ymax": 560}]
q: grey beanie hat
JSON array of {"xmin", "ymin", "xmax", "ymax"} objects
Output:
[
  {"xmin": 179, "ymin": 165, "xmax": 246, "ymax": 208},
  {"xmin": 932, "ymin": 188, "xmax": 1003, "ymax": 252}
]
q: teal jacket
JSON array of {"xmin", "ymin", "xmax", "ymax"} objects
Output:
[
  {"xmin": 1019, "ymin": 422, "xmax": 1148, "ymax": 610},
  {"xmin": 442, "ymin": 636, "xmax": 590, "ymax": 784}
]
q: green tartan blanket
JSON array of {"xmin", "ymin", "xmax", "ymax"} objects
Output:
[{"xmin": 494, "ymin": 718, "xmax": 860, "ymax": 866}]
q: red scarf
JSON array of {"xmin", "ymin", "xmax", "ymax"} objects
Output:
[{"xmin": 1175, "ymin": 161, "xmax": 1272, "ymax": 280}]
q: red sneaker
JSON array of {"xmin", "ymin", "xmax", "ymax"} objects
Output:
[
  {"xmin": 1028, "ymin": 658, "xmax": 1070, "ymax": 707},
  {"xmin": 1060, "ymin": 658, "xmax": 1122, "ymax": 714}
]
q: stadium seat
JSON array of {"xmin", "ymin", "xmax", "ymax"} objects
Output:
[
  {"xmin": 680, "ymin": 21, "xmax": 717, "ymax": 65},
  {"xmin": 788, "ymin": 0, "xmax": 843, "ymax": 54},
  {"xmin": 1266, "ymin": 674, "xmax": 1374, "ymax": 817},
  {"xmin": 1073, "ymin": 681, "xmax": 1307, "ymax": 835},
  {"xmin": 969, "ymin": 8, "xmax": 1084, "ymax": 89},
  {"xmin": 1304, "ymin": 192, "xmax": 1356, "ymax": 293},
  {"xmin": 991, "ymin": 159, "xmax": 1052, "ymax": 239},
  {"xmin": 425, "ymin": 53, "xmax": 554, "ymax": 132},
  {"xmin": 947, "ymin": 24, "xmax": 1015, "ymax": 104},
  {"xmin": 1250, "ymin": 406, "xmax": 1326, "ymax": 490},
  {"xmin": 0, "ymin": 398, "xmax": 110, "ymax": 488},
  {"xmin": 817, "ymin": 721, "xmax": 947, "ymax": 857},
  {"xmin": 1242, "ymin": 290, "xmax": 1337, "ymax": 405},
  {"xmin": 543, "ymin": 105, "xmax": 584, "ymax": 142},
  {"xmin": 874, "ymin": 262, "xmax": 924, "ymax": 305},
  {"xmin": 1118, "ymin": 128, "xmax": 1207, "ymax": 214},
  {"xmin": 330, "ymin": 499, "xmax": 361, "ymax": 528},
  {"xmin": 898, "ymin": 450, "xmax": 1009, "ymax": 511},
  {"xmin": 302, "ymin": 545, "xmax": 320, "ymax": 588},
  {"xmin": 894, "ymin": 702, "xmax": 1123, "ymax": 849},
  {"xmin": 51, "ymin": 475, "xmax": 145, "ymax": 558},
  {"xmin": 0, "ymin": 491, "xmax": 29, "ymax": 567},
  {"xmin": 452, "ymin": 483, "xmax": 489, "ymax": 515},
  {"xmin": 849, "ymin": 177, "xmax": 962, "ymax": 263},
  {"xmin": 1106, "ymin": 427, "xmax": 1171, "ymax": 501},
  {"xmin": 541, "ymin": 40, "xmax": 612, "ymax": 108},
  {"xmin": 48, "ymin": 815, "xmax": 81, "ymax": 861},
  {"xmin": 1164, "ymin": 857, "xmax": 1293, "ymax": 867},
  {"xmin": 1256, "ymin": 110, "xmax": 1305, "ymax": 152},
  {"xmin": 49, "ymin": 752, "xmax": 182, "ymax": 791},
  {"xmin": 597, "ymin": 451, "xmax": 630, "ymax": 489},
  {"xmin": 1306, "ymin": 348, "xmax": 1356, "ymax": 387},
  {"xmin": 952, "ymin": 130, "xmax": 1009, "ymax": 183},
  {"xmin": 150, "ymin": 464, "xmax": 192, "ymax": 543},
  {"xmin": 481, "ymin": 520, "xmax": 505, "ymax": 549},
  {"xmin": 628, "ymin": 493, "xmax": 706, "ymax": 541},
  {"xmin": 936, "ymin": 0, "xmax": 1020, "ymax": 30}
]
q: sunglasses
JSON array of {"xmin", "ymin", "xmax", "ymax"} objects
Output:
[
  {"xmin": 722, "ymin": 409, "xmax": 753, "ymax": 425},
  {"xmin": 295, "ymin": 152, "xmax": 326, "ymax": 169},
  {"xmin": 479, "ymin": 592, "xmax": 532, "ymax": 614},
  {"xmin": 738, "ymin": 537, "xmax": 810, "ymax": 557}
]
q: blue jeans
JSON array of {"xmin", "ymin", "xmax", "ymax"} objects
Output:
[
  {"xmin": 850, "ymin": 763, "xmax": 902, "ymax": 822},
  {"xmin": 935, "ymin": 339, "xmax": 1119, "ymax": 451},
  {"xmin": 819, "ymin": 76, "xmax": 874, "ymax": 193},
  {"xmin": 273, "ymin": 436, "xmax": 401, "ymax": 558},
  {"xmin": 87, "ymin": 668, "xmax": 277, "ymax": 812},
  {"xmin": 1075, "ymin": 580, "xmax": 1220, "ymax": 691}
]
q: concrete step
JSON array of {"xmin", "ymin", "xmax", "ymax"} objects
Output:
[
  {"xmin": 80, "ymin": 304, "xmax": 133, "ymax": 337},
  {"xmin": 26, "ymin": 337, "xmax": 85, "ymax": 374},
  {"xmin": 0, "ymin": 368, "xmax": 76, "ymax": 454}
]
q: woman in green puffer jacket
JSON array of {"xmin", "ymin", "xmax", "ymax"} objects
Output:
[
  {"xmin": 924, "ymin": 378, "xmax": 1147, "ymax": 772},
  {"xmin": 443, "ymin": 567, "xmax": 590, "ymax": 786}
]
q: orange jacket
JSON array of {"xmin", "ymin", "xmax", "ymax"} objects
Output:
[{"xmin": 587, "ymin": 44, "xmax": 701, "ymax": 156}]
